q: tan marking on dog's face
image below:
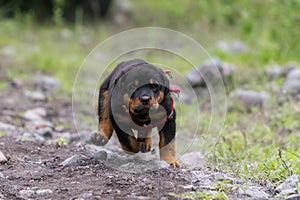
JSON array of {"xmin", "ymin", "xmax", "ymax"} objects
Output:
[
  {"xmin": 149, "ymin": 78, "xmax": 154, "ymax": 84},
  {"xmin": 157, "ymin": 91, "xmax": 164, "ymax": 103},
  {"xmin": 123, "ymin": 93, "xmax": 130, "ymax": 105},
  {"xmin": 134, "ymin": 79, "xmax": 139, "ymax": 87},
  {"xmin": 129, "ymin": 97, "xmax": 141, "ymax": 113},
  {"xmin": 149, "ymin": 96, "xmax": 159, "ymax": 110}
]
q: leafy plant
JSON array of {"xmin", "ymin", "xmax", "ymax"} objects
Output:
[{"xmin": 56, "ymin": 137, "xmax": 67, "ymax": 147}]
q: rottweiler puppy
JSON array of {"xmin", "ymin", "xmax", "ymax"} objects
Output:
[{"xmin": 91, "ymin": 59, "xmax": 179, "ymax": 168}]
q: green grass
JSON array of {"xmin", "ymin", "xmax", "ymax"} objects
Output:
[{"xmin": 0, "ymin": 0, "xmax": 299, "ymax": 188}]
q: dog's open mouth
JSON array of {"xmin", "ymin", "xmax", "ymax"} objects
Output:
[{"xmin": 134, "ymin": 107, "xmax": 150, "ymax": 115}]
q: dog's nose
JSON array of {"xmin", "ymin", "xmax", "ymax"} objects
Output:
[{"xmin": 140, "ymin": 95, "xmax": 150, "ymax": 104}]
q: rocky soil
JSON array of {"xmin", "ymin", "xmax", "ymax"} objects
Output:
[{"xmin": 0, "ymin": 68, "xmax": 299, "ymax": 199}]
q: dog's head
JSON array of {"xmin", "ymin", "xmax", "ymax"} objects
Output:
[{"xmin": 113, "ymin": 63, "xmax": 169, "ymax": 124}]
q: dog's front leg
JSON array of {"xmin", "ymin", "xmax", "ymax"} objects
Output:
[
  {"xmin": 137, "ymin": 129, "xmax": 152, "ymax": 153},
  {"xmin": 158, "ymin": 115, "xmax": 180, "ymax": 168}
]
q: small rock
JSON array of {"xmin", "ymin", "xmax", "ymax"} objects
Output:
[
  {"xmin": 24, "ymin": 90, "xmax": 47, "ymax": 101},
  {"xmin": 0, "ymin": 150, "xmax": 7, "ymax": 164},
  {"xmin": 60, "ymin": 132, "xmax": 71, "ymax": 142},
  {"xmin": 238, "ymin": 186, "xmax": 270, "ymax": 199},
  {"xmin": 104, "ymin": 189, "xmax": 113, "ymax": 194},
  {"xmin": 30, "ymin": 120, "xmax": 54, "ymax": 129},
  {"xmin": 0, "ymin": 171, "xmax": 5, "ymax": 179},
  {"xmin": 36, "ymin": 127, "xmax": 53, "ymax": 138},
  {"xmin": 54, "ymin": 126, "xmax": 65, "ymax": 132},
  {"xmin": 23, "ymin": 107, "xmax": 47, "ymax": 121},
  {"xmin": 285, "ymin": 194, "xmax": 300, "ymax": 200},
  {"xmin": 18, "ymin": 189, "xmax": 35, "ymax": 199},
  {"xmin": 179, "ymin": 151, "xmax": 205, "ymax": 169},
  {"xmin": 75, "ymin": 192, "xmax": 93, "ymax": 199},
  {"xmin": 92, "ymin": 150, "xmax": 108, "ymax": 161},
  {"xmin": 0, "ymin": 121, "xmax": 16, "ymax": 131},
  {"xmin": 276, "ymin": 174, "xmax": 299, "ymax": 195},
  {"xmin": 11, "ymin": 78, "xmax": 24, "ymax": 88},
  {"xmin": 60, "ymin": 154, "xmax": 88, "ymax": 167},
  {"xmin": 228, "ymin": 89, "xmax": 270, "ymax": 112},
  {"xmin": 179, "ymin": 184, "xmax": 195, "ymax": 190},
  {"xmin": 216, "ymin": 40, "xmax": 248, "ymax": 55},
  {"xmin": 36, "ymin": 189, "xmax": 53, "ymax": 195},
  {"xmin": 265, "ymin": 64, "xmax": 281, "ymax": 80},
  {"xmin": 212, "ymin": 172, "xmax": 236, "ymax": 183},
  {"xmin": 34, "ymin": 76, "xmax": 61, "ymax": 92},
  {"xmin": 115, "ymin": 0, "xmax": 131, "ymax": 13},
  {"xmin": 112, "ymin": 0, "xmax": 132, "ymax": 24},
  {"xmin": 21, "ymin": 132, "xmax": 46, "ymax": 143},
  {"xmin": 60, "ymin": 28, "xmax": 73, "ymax": 40},
  {"xmin": 1, "ymin": 45, "xmax": 16, "ymax": 57},
  {"xmin": 0, "ymin": 191, "xmax": 4, "ymax": 199},
  {"xmin": 186, "ymin": 57, "xmax": 235, "ymax": 87}
]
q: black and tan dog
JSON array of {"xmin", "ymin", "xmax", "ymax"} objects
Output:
[{"xmin": 91, "ymin": 59, "xmax": 179, "ymax": 167}]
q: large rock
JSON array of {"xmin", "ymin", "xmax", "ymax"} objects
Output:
[
  {"xmin": 186, "ymin": 57, "xmax": 235, "ymax": 88},
  {"xmin": 85, "ymin": 144, "xmax": 169, "ymax": 173},
  {"xmin": 276, "ymin": 174, "xmax": 299, "ymax": 195},
  {"xmin": 228, "ymin": 89, "xmax": 270, "ymax": 112}
]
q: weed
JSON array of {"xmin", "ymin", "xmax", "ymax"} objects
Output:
[
  {"xmin": 56, "ymin": 137, "xmax": 67, "ymax": 147},
  {"xmin": 183, "ymin": 190, "xmax": 228, "ymax": 200},
  {"xmin": 0, "ymin": 131, "xmax": 7, "ymax": 137}
]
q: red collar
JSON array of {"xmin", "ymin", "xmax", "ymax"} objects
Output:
[{"xmin": 122, "ymin": 97, "xmax": 175, "ymax": 130}]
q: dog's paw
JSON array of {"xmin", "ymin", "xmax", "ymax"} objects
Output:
[
  {"xmin": 169, "ymin": 160, "xmax": 180, "ymax": 168},
  {"xmin": 89, "ymin": 131, "xmax": 108, "ymax": 146},
  {"xmin": 138, "ymin": 138, "xmax": 151, "ymax": 153}
]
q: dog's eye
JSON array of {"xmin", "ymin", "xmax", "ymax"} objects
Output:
[{"xmin": 149, "ymin": 83, "xmax": 159, "ymax": 92}]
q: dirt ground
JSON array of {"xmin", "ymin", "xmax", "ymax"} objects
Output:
[{"xmin": 1, "ymin": 137, "xmax": 193, "ymax": 200}]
